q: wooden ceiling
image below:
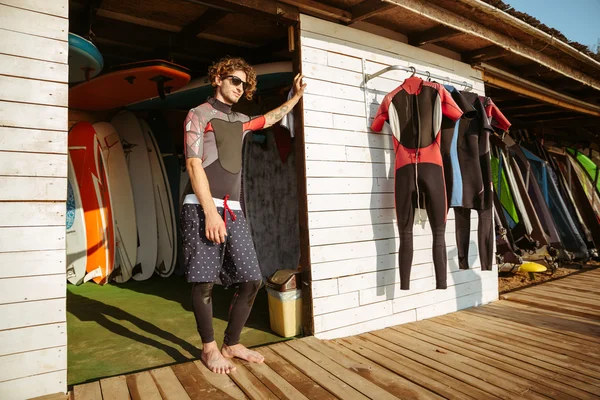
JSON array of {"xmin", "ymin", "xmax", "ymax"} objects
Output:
[{"xmin": 69, "ymin": 0, "xmax": 600, "ymax": 138}]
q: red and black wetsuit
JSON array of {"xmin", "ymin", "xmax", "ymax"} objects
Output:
[{"xmin": 372, "ymin": 77, "xmax": 463, "ymax": 290}]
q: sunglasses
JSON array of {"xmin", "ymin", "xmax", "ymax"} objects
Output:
[{"xmin": 221, "ymin": 75, "xmax": 248, "ymax": 91}]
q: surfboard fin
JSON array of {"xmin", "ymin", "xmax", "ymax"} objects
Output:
[
  {"xmin": 156, "ymin": 260, "xmax": 166, "ymax": 273},
  {"xmin": 132, "ymin": 262, "xmax": 143, "ymax": 277},
  {"xmin": 83, "ymin": 267, "xmax": 102, "ymax": 283},
  {"xmin": 150, "ymin": 75, "xmax": 173, "ymax": 100}
]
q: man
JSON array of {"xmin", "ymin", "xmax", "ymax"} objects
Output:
[{"xmin": 182, "ymin": 57, "xmax": 306, "ymax": 374}]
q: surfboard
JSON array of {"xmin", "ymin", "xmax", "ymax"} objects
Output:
[
  {"xmin": 68, "ymin": 33, "xmax": 104, "ymax": 83},
  {"xmin": 94, "ymin": 122, "xmax": 138, "ymax": 283},
  {"xmin": 128, "ymin": 61, "xmax": 293, "ymax": 110},
  {"xmin": 146, "ymin": 112, "xmax": 180, "ymax": 225},
  {"xmin": 111, "ymin": 112, "xmax": 158, "ymax": 281},
  {"xmin": 139, "ymin": 119, "xmax": 177, "ymax": 277},
  {"xmin": 68, "ymin": 122, "xmax": 115, "ymax": 284},
  {"xmin": 70, "ymin": 60, "xmax": 191, "ymax": 110},
  {"xmin": 66, "ymin": 155, "xmax": 87, "ymax": 285}
]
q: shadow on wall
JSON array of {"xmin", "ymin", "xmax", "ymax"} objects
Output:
[
  {"xmin": 365, "ymin": 79, "xmax": 398, "ymax": 301},
  {"xmin": 448, "ymin": 240, "xmax": 484, "ymax": 314}
]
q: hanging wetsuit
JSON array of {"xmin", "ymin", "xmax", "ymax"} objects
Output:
[
  {"xmin": 454, "ymin": 96, "xmax": 510, "ymax": 271},
  {"xmin": 371, "ymin": 76, "xmax": 463, "ymax": 290}
]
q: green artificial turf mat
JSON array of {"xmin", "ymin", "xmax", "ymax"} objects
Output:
[{"xmin": 67, "ymin": 275, "xmax": 287, "ymax": 385}]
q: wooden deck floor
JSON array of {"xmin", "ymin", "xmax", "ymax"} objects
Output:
[{"xmin": 66, "ymin": 268, "xmax": 600, "ymax": 400}]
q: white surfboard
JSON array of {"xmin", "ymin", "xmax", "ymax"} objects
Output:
[
  {"xmin": 139, "ymin": 119, "xmax": 177, "ymax": 277},
  {"xmin": 111, "ymin": 112, "xmax": 158, "ymax": 281},
  {"xmin": 94, "ymin": 122, "xmax": 138, "ymax": 283},
  {"xmin": 66, "ymin": 155, "xmax": 87, "ymax": 285}
]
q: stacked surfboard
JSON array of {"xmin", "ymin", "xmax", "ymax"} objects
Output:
[{"xmin": 66, "ymin": 115, "xmax": 179, "ymax": 284}]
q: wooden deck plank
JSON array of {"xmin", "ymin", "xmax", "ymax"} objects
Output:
[
  {"xmin": 99, "ymin": 376, "xmax": 131, "ymax": 400},
  {"xmin": 512, "ymin": 287, "xmax": 600, "ymax": 310},
  {"xmin": 468, "ymin": 305, "xmax": 600, "ymax": 348},
  {"xmin": 501, "ymin": 291, "xmax": 600, "ymax": 319},
  {"xmin": 151, "ymin": 367, "xmax": 191, "ymax": 400},
  {"xmin": 270, "ymin": 341, "xmax": 370, "ymax": 399},
  {"xmin": 482, "ymin": 301, "xmax": 600, "ymax": 338},
  {"xmin": 550, "ymin": 282, "xmax": 600, "ymax": 295},
  {"xmin": 338, "ymin": 336, "xmax": 497, "ymax": 400},
  {"xmin": 228, "ymin": 360, "xmax": 278, "ymax": 400},
  {"xmin": 459, "ymin": 308, "xmax": 600, "ymax": 359},
  {"xmin": 407, "ymin": 319, "xmax": 599, "ymax": 399},
  {"xmin": 394, "ymin": 324, "xmax": 587, "ymax": 400},
  {"xmin": 192, "ymin": 361, "xmax": 248, "ymax": 400},
  {"xmin": 523, "ymin": 286, "xmax": 600, "ymax": 307},
  {"xmin": 126, "ymin": 372, "xmax": 162, "ymax": 400},
  {"xmin": 434, "ymin": 314, "xmax": 600, "ymax": 385},
  {"xmin": 368, "ymin": 329, "xmax": 547, "ymax": 400},
  {"xmin": 287, "ymin": 339, "xmax": 401, "ymax": 399},
  {"xmin": 307, "ymin": 336, "xmax": 444, "ymax": 400},
  {"xmin": 242, "ymin": 357, "xmax": 310, "ymax": 400},
  {"xmin": 462, "ymin": 308, "xmax": 600, "ymax": 360},
  {"xmin": 171, "ymin": 362, "xmax": 236, "ymax": 400},
  {"xmin": 427, "ymin": 318, "xmax": 600, "ymax": 395},
  {"xmin": 73, "ymin": 382, "xmax": 102, "ymax": 400},
  {"xmin": 259, "ymin": 347, "xmax": 338, "ymax": 400}
]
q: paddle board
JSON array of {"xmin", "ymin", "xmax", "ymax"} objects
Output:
[
  {"xmin": 139, "ymin": 119, "xmax": 177, "ymax": 277},
  {"xmin": 128, "ymin": 61, "xmax": 293, "ymax": 110},
  {"xmin": 66, "ymin": 155, "xmax": 87, "ymax": 285},
  {"xmin": 70, "ymin": 60, "xmax": 191, "ymax": 110},
  {"xmin": 111, "ymin": 112, "xmax": 158, "ymax": 281},
  {"xmin": 68, "ymin": 33, "xmax": 104, "ymax": 83},
  {"xmin": 94, "ymin": 122, "xmax": 138, "ymax": 283},
  {"xmin": 68, "ymin": 122, "xmax": 115, "ymax": 284}
]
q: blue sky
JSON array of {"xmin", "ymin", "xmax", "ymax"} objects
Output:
[{"xmin": 506, "ymin": 0, "xmax": 600, "ymax": 51}]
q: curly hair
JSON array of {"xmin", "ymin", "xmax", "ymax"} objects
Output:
[{"xmin": 208, "ymin": 57, "xmax": 257, "ymax": 101}]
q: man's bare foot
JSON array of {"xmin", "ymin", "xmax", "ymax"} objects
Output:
[
  {"xmin": 221, "ymin": 343, "xmax": 265, "ymax": 363},
  {"xmin": 202, "ymin": 341, "xmax": 236, "ymax": 374}
]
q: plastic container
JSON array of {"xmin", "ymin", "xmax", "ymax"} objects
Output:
[{"xmin": 266, "ymin": 269, "xmax": 302, "ymax": 337}]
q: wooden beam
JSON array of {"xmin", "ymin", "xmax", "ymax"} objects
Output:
[
  {"xmin": 348, "ymin": 0, "xmax": 396, "ymax": 24},
  {"xmin": 462, "ymin": 45, "xmax": 507, "ymax": 63},
  {"xmin": 278, "ymin": 0, "xmax": 351, "ymax": 22},
  {"xmin": 451, "ymin": 0, "xmax": 600, "ymax": 72},
  {"xmin": 518, "ymin": 63, "xmax": 555, "ymax": 77},
  {"xmin": 516, "ymin": 116, "xmax": 600, "ymax": 129},
  {"xmin": 178, "ymin": 9, "xmax": 229, "ymax": 40},
  {"xmin": 408, "ymin": 25, "xmax": 463, "ymax": 47},
  {"xmin": 91, "ymin": 16, "xmax": 252, "ymax": 62},
  {"xmin": 500, "ymin": 102, "xmax": 550, "ymax": 111},
  {"xmin": 185, "ymin": 0, "xmax": 299, "ymax": 24},
  {"xmin": 481, "ymin": 72, "xmax": 600, "ymax": 117},
  {"xmin": 384, "ymin": 0, "xmax": 600, "ymax": 92},
  {"xmin": 510, "ymin": 109, "xmax": 566, "ymax": 118}
]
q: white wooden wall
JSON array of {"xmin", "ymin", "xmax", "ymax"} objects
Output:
[
  {"xmin": 299, "ymin": 15, "xmax": 499, "ymax": 340},
  {"xmin": 0, "ymin": 1, "xmax": 69, "ymax": 398}
]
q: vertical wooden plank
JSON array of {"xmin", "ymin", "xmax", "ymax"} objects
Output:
[
  {"xmin": 295, "ymin": 21, "xmax": 314, "ymax": 337},
  {"xmin": 305, "ymin": 336, "xmax": 443, "ymax": 399},
  {"xmin": 259, "ymin": 347, "xmax": 337, "ymax": 400},
  {"xmin": 99, "ymin": 376, "xmax": 131, "ymax": 400},
  {"xmin": 227, "ymin": 360, "xmax": 278, "ymax": 400},
  {"xmin": 150, "ymin": 367, "xmax": 191, "ymax": 400},
  {"xmin": 193, "ymin": 361, "xmax": 248, "ymax": 400},
  {"xmin": 125, "ymin": 372, "xmax": 162, "ymax": 400},
  {"xmin": 270, "ymin": 342, "xmax": 369, "ymax": 399},
  {"xmin": 242, "ymin": 359, "xmax": 310, "ymax": 400},
  {"xmin": 171, "ymin": 362, "xmax": 237, "ymax": 400},
  {"xmin": 73, "ymin": 382, "xmax": 102, "ymax": 400}
]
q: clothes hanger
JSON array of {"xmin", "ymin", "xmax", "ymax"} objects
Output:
[
  {"xmin": 409, "ymin": 66, "xmax": 416, "ymax": 77},
  {"xmin": 425, "ymin": 71, "xmax": 431, "ymax": 81}
]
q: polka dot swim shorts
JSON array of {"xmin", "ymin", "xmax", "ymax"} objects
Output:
[{"xmin": 181, "ymin": 203, "xmax": 262, "ymax": 287}]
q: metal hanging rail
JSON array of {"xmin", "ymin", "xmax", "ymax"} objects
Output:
[{"xmin": 364, "ymin": 65, "xmax": 473, "ymax": 90}]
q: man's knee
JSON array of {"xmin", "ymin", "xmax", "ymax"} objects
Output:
[
  {"xmin": 238, "ymin": 280, "xmax": 262, "ymax": 305},
  {"xmin": 193, "ymin": 282, "xmax": 215, "ymax": 305}
]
